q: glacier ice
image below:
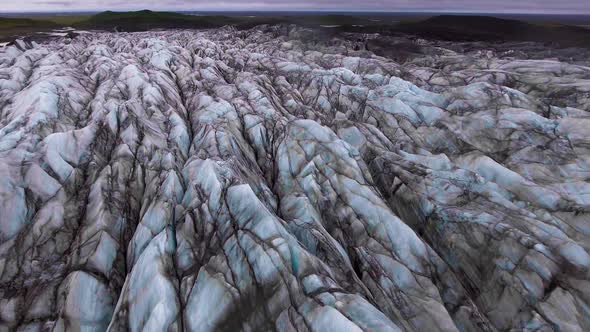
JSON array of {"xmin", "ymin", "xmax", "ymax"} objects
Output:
[{"xmin": 0, "ymin": 26, "xmax": 590, "ymax": 331}]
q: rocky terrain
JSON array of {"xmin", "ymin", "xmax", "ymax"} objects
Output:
[{"xmin": 0, "ymin": 25, "xmax": 589, "ymax": 331}]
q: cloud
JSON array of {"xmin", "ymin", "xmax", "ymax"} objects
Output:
[
  {"xmin": 2, "ymin": 0, "xmax": 590, "ymax": 14},
  {"xmin": 33, "ymin": 0, "xmax": 73, "ymax": 5}
]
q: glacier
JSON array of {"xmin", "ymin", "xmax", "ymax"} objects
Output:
[{"xmin": 0, "ymin": 26, "xmax": 589, "ymax": 331}]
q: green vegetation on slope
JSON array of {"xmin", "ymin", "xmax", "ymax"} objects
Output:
[
  {"xmin": 33, "ymin": 14, "xmax": 91, "ymax": 26},
  {"xmin": 0, "ymin": 17, "xmax": 59, "ymax": 30},
  {"xmin": 0, "ymin": 17, "xmax": 59, "ymax": 41}
]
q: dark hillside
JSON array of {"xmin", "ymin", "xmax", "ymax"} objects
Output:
[{"xmin": 397, "ymin": 15, "xmax": 590, "ymax": 47}]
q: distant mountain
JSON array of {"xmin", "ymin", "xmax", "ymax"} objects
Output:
[
  {"xmin": 398, "ymin": 15, "xmax": 590, "ymax": 46},
  {"xmin": 73, "ymin": 10, "xmax": 259, "ymax": 31},
  {"xmin": 70, "ymin": 10, "xmax": 384, "ymax": 32},
  {"xmin": 2, "ymin": 11, "xmax": 590, "ymax": 48}
]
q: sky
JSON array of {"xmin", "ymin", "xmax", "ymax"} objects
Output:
[{"xmin": 1, "ymin": 0, "xmax": 589, "ymax": 14}]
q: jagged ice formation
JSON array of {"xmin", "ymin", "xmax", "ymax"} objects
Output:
[{"xmin": 1, "ymin": 26, "xmax": 590, "ymax": 331}]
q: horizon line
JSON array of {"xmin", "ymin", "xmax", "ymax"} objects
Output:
[{"xmin": 2, "ymin": 9, "xmax": 590, "ymax": 15}]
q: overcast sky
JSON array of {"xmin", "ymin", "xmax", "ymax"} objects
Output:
[{"xmin": 1, "ymin": 0, "xmax": 589, "ymax": 14}]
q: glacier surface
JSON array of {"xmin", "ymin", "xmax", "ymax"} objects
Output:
[{"xmin": 0, "ymin": 27, "xmax": 589, "ymax": 331}]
